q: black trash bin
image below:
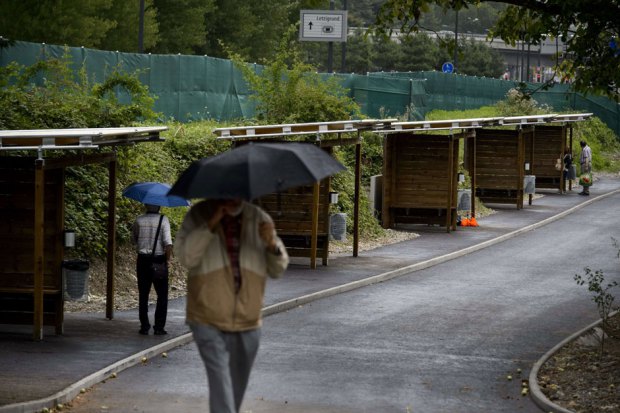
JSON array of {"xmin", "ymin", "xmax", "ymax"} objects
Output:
[{"xmin": 62, "ymin": 259, "xmax": 90, "ymax": 301}]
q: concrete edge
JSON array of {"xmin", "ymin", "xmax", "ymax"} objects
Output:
[
  {"xmin": 4, "ymin": 188, "xmax": 619, "ymax": 413},
  {"xmin": 263, "ymin": 188, "xmax": 620, "ymax": 316},
  {"xmin": 0, "ymin": 335, "xmax": 194, "ymax": 413},
  {"xmin": 528, "ymin": 310, "xmax": 619, "ymax": 413}
]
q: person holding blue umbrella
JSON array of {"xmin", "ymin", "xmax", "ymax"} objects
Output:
[{"xmin": 123, "ymin": 182, "xmax": 190, "ymax": 335}]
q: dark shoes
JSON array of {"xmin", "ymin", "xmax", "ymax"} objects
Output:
[
  {"xmin": 139, "ymin": 326, "xmax": 167, "ymax": 335},
  {"xmin": 578, "ymin": 191, "xmax": 590, "ymax": 196}
]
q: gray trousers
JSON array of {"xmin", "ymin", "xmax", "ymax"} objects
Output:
[{"xmin": 190, "ymin": 323, "xmax": 261, "ymax": 413}]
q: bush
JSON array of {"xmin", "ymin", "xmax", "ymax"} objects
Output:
[
  {"xmin": 0, "ymin": 53, "xmax": 160, "ymax": 257},
  {"xmin": 573, "ymin": 118, "xmax": 620, "ymax": 172}
]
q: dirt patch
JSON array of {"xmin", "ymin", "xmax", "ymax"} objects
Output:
[
  {"xmin": 537, "ymin": 312, "xmax": 620, "ymax": 413},
  {"xmin": 64, "ymin": 245, "xmax": 187, "ymax": 313}
]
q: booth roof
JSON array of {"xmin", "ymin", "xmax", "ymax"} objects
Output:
[
  {"xmin": 214, "ymin": 113, "xmax": 593, "ymax": 138},
  {"xmin": 0, "ymin": 126, "xmax": 168, "ymax": 151}
]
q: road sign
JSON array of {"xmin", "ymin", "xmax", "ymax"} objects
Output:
[
  {"xmin": 442, "ymin": 62, "xmax": 454, "ymax": 73},
  {"xmin": 299, "ymin": 10, "xmax": 348, "ymax": 42}
]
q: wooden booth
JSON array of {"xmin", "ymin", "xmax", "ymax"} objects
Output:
[
  {"xmin": 464, "ymin": 115, "xmax": 555, "ymax": 209},
  {"xmin": 527, "ymin": 113, "xmax": 593, "ymax": 192},
  {"xmin": 378, "ymin": 118, "xmax": 504, "ymax": 231},
  {"xmin": 0, "ymin": 127, "xmax": 167, "ymax": 340},
  {"xmin": 214, "ymin": 120, "xmax": 394, "ymax": 269}
]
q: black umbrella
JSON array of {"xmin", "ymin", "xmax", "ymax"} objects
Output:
[{"xmin": 168, "ymin": 142, "xmax": 345, "ymax": 200}]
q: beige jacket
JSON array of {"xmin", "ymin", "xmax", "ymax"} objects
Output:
[{"xmin": 174, "ymin": 200, "xmax": 289, "ymax": 332}]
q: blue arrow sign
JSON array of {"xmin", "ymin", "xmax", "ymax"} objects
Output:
[{"xmin": 442, "ymin": 62, "xmax": 454, "ymax": 73}]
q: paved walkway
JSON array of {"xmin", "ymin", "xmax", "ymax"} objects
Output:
[{"xmin": 2, "ymin": 178, "xmax": 620, "ymax": 413}]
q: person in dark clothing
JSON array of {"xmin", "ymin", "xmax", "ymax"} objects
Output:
[
  {"xmin": 562, "ymin": 146, "xmax": 573, "ymax": 193},
  {"xmin": 131, "ymin": 204, "xmax": 173, "ymax": 335}
]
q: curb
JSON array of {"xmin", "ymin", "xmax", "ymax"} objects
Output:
[
  {"xmin": 3, "ymin": 188, "xmax": 619, "ymax": 413},
  {"xmin": 529, "ymin": 310, "xmax": 619, "ymax": 413},
  {"xmin": 263, "ymin": 188, "xmax": 620, "ymax": 316}
]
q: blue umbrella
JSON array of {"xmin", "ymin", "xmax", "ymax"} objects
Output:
[{"xmin": 122, "ymin": 182, "xmax": 190, "ymax": 207}]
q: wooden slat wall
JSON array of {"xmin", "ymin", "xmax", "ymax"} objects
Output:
[
  {"xmin": 530, "ymin": 125, "xmax": 566, "ymax": 190},
  {"xmin": 382, "ymin": 133, "xmax": 458, "ymax": 230},
  {"xmin": 0, "ymin": 159, "xmax": 64, "ymax": 330},
  {"xmin": 472, "ymin": 129, "xmax": 525, "ymax": 208},
  {"xmin": 256, "ymin": 180, "xmax": 331, "ymax": 263}
]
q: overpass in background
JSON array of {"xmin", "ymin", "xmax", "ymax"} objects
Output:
[{"xmin": 349, "ymin": 27, "xmax": 567, "ymax": 83}]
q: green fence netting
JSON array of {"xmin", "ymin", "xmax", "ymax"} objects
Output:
[
  {"xmin": 1, "ymin": 41, "xmax": 618, "ymax": 136},
  {"xmin": 370, "ymin": 71, "xmax": 620, "ymax": 135}
]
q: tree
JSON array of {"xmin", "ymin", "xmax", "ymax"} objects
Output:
[
  {"xmin": 343, "ymin": 31, "xmax": 374, "ymax": 74},
  {"xmin": 457, "ymin": 39, "xmax": 504, "ymax": 78},
  {"xmin": 371, "ymin": 36, "xmax": 403, "ymax": 72},
  {"xmin": 229, "ymin": 27, "xmax": 361, "ymax": 123},
  {"xmin": 372, "ymin": 0, "xmax": 620, "ymax": 99},
  {"xmin": 396, "ymin": 33, "xmax": 441, "ymax": 72},
  {"xmin": 199, "ymin": 0, "xmax": 291, "ymax": 63},
  {"xmin": 150, "ymin": 0, "xmax": 213, "ymax": 54},
  {"xmin": 100, "ymin": 0, "xmax": 159, "ymax": 52},
  {"xmin": 0, "ymin": 0, "xmax": 117, "ymax": 48},
  {"xmin": 372, "ymin": 0, "xmax": 620, "ymax": 100}
]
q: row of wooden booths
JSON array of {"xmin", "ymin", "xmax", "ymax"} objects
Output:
[
  {"xmin": 214, "ymin": 112, "xmax": 592, "ymax": 257},
  {"xmin": 379, "ymin": 113, "xmax": 591, "ymax": 231},
  {"xmin": 0, "ymin": 113, "xmax": 591, "ymax": 340}
]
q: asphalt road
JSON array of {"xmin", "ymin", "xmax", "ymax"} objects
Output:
[{"xmin": 66, "ymin": 193, "xmax": 620, "ymax": 413}]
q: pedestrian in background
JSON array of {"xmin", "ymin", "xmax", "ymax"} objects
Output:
[
  {"xmin": 174, "ymin": 198, "xmax": 289, "ymax": 413},
  {"xmin": 579, "ymin": 140, "xmax": 592, "ymax": 196},
  {"xmin": 562, "ymin": 145, "xmax": 573, "ymax": 193},
  {"xmin": 132, "ymin": 204, "xmax": 173, "ymax": 335}
]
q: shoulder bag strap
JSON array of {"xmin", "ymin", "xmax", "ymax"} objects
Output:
[{"xmin": 151, "ymin": 214, "xmax": 164, "ymax": 258}]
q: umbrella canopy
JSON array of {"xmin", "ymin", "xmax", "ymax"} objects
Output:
[
  {"xmin": 122, "ymin": 182, "xmax": 191, "ymax": 207},
  {"xmin": 169, "ymin": 142, "xmax": 346, "ymax": 200}
]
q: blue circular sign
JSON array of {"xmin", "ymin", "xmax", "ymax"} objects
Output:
[{"xmin": 442, "ymin": 62, "xmax": 454, "ymax": 73}]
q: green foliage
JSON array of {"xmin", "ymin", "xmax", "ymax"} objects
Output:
[
  {"xmin": 426, "ymin": 105, "xmax": 500, "ymax": 120},
  {"xmin": 64, "ymin": 165, "xmax": 113, "ymax": 257},
  {"xmin": 329, "ymin": 156, "xmax": 386, "ymax": 238},
  {"xmin": 230, "ymin": 26, "xmax": 361, "ymax": 123},
  {"xmin": 494, "ymin": 88, "xmax": 552, "ymax": 116},
  {"xmin": 0, "ymin": 0, "xmax": 117, "ymax": 48},
  {"xmin": 0, "ymin": 54, "xmax": 160, "ymax": 257},
  {"xmin": 101, "ymin": 0, "xmax": 160, "ymax": 52},
  {"xmin": 149, "ymin": 0, "xmax": 213, "ymax": 54},
  {"xmin": 199, "ymin": 0, "xmax": 291, "ymax": 62},
  {"xmin": 115, "ymin": 120, "xmax": 230, "ymax": 250},
  {"xmin": 573, "ymin": 118, "xmax": 620, "ymax": 172},
  {"xmin": 0, "ymin": 53, "xmax": 157, "ymax": 129},
  {"xmin": 574, "ymin": 238, "xmax": 620, "ymax": 356}
]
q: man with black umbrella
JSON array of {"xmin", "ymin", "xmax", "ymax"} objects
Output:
[{"xmin": 174, "ymin": 198, "xmax": 289, "ymax": 413}]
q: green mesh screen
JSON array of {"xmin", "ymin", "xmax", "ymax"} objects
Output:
[{"xmin": 1, "ymin": 41, "xmax": 618, "ymax": 136}]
